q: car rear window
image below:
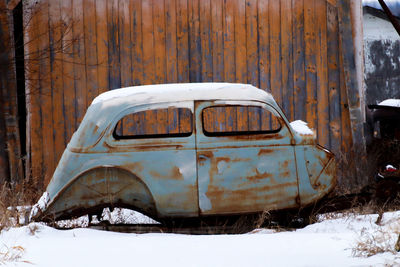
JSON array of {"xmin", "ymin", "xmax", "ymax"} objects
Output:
[
  {"xmin": 202, "ymin": 105, "xmax": 281, "ymax": 136},
  {"xmin": 114, "ymin": 107, "xmax": 193, "ymax": 139}
]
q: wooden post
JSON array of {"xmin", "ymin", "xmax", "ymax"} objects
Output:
[{"xmin": 338, "ymin": 0, "xmax": 366, "ymax": 186}]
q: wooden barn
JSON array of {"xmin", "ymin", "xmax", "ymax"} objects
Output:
[{"xmin": 0, "ymin": 0, "xmax": 364, "ymax": 192}]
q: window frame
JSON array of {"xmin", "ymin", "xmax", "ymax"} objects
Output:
[
  {"xmin": 113, "ymin": 107, "xmax": 193, "ymax": 140},
  {"xmin": 106, "ymin": 101, "xmax": 195, "ymax": 147},
  {"xmin": 201, "ymin": 104, "xmax": 282, "ymax": 137}
]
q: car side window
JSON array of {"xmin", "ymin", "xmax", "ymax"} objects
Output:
[
  {"xmin": 114, "ymin": 107, "xmax": 193, "ymax": 139},
  {"xmin": 202, "ymin": 105, "xmax": 281, "ymax": 136}
]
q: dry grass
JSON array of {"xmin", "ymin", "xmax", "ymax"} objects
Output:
[
  {"xmin": 0, "ymin": 178, "xmax": 42, "ymax": 231},
  {"xmin": 352, "ymin": 226, "xmax": 400, "ymax": 257},
  {"xmin": 0, "ymin": 244, "xmax": 32, "ymax": 265}
]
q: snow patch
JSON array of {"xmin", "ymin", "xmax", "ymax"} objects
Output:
[
  {"xmin": 55, "ymin": 208, "xmax": 159, "ymax": 228},
  {"xmin": 29, "ymin": 192, "xmax": 49, "ymax": 221},
  {"xmin": 363, "ymin": 13, "xmax": 400, "ymax": 42},
  {"xmin": 379, "ymin": 99, "xmax": 400, "ymax": 108},
  {"xmin": 290, "ymin": 120, "xmax": 314, "ymax": 135},
  {"xmin": 2, "ymin": 211, "xmax": 400, "ymax": 266}
]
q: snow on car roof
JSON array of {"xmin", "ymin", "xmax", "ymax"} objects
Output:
[{"xmin": 91, "ymin": 83, "xmax": 273, "ymax": 106}]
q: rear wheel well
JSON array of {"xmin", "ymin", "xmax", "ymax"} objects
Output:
[{"xmin": 43, "ymin": 167, "xmax": 157, "ymax": 221}]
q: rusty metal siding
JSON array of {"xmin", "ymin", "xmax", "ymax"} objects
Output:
[{"xmin": 21, "ymin": 0, "xmax": 361, "ymax": 187}]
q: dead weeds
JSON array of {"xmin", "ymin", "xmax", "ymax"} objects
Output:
[
  {"xmin": 0, "ymin": 178, "xmax": 42, "ymax": 231},
  {"xmin": 0, "ymin": 244, "xmax": 32, "ymax": 265}
]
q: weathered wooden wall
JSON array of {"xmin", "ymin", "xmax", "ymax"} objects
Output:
[
  {"xmin": 0, "ymin": 0, "xmax": 24, "ymax": 183},
  {"xmin": 20, "ymin": 0, "xmax": 362, "ymax": 188}
]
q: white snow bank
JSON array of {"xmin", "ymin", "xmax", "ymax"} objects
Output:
[
  {"xmin": 2, "ymin": 211, "xmax": 400, "ymax": 266},
  {"xmin": 29, "ymin": 192, "xmax": 49, "ymax": 221},
  {"xmin": 55, "ymin": 208, "xmax": 159, "ymax": 228},
  {"xmin": 379, "ymin": 99, "xmax": 400, "ymax": 108},
  {"xmin": 290, "ymin": 120, "xmax": 314, "ymax": 135}
]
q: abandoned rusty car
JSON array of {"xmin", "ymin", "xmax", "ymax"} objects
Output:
[{"xmin": 31, "ymin": 83, "xmax": 337, "ymax": 222}]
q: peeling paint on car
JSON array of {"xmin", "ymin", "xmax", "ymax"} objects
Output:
[{"xmin": 32, "ymin": 83, "xmax": 337, "ymax": 222}]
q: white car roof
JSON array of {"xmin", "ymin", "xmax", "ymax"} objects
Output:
[
  {"xmin": 70, "ymin": 83, "xmax": 279, "ymax": 149},
  {"xmin": 92, "ymin": 83, "xmax": 274, "ymax": 106}
]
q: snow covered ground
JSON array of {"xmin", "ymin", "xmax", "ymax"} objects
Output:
[{"xmin": 1, "ymin": 210, "xmax": 400, "ymax": 267}]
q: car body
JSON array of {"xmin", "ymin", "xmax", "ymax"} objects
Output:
[{"xmin": 31, "ymin": 83, "xmax": 336, "ymax": 221}]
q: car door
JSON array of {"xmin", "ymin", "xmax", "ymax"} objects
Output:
[
  {"xmin": 106, "ymin": 101, "xmax": 198, "ymax": 217},
  {"xmin": 195, "ymin": 100, "xmax": 299, "ymax": 215}
]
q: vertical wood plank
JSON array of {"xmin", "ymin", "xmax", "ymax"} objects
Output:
[
  {"xmin": 40, "ymin": 0, "xmax": 55, "ymax": 185},
  {"xmin": 153, "ymin": 0, "xmax": 166, "ymax": 129},
  {"xmin": 292, "ymin": 0, "xmax": 306, "ymax": 120},
  {"xmin": 200, "ymin": 0, "xmax": 212, "ymax": 82},
  {"xmin": 107, "ymin": 0, "xmax": 121, "ymax": 89},
  {"xmin": 142, "ymin": 0, "xmax": 155, "ymax": 84},
  {"xmin": 225, "ymin": 106, "xmax": 237, "ymax": 132},
  {"xmin": 338, "ymin": 0, "xmax": 364, "ymax": 149},
  {"xmin": 96, "ymin": 0, "xmax": 109, "ymax": 93},
  {"xmin": 176, "ymin": 0, "xmax": 189, "ymax": 82},
  {"xmin": 132, "ymin": 112, "xmax": 145, "ymax": 136},
  {"xmin": 119, "ymin": 0, "xmax": 132, "ymax": 87},
  {"xmin": 0, "ymin": 1, "xmax": 23, "ymax": 182},
  {"xmin": 258, "ymin": 0, "xmax": 270, "ymax": 91},
  {"xmin": 130, "ymin": 0, "xmax": 143, "ymax": 85},
  {"xmin": 24, "ymin": 0, "xmax": 43, "ymax": 182},
  {"xmin": 245, "ymin": 0, "xmax": 258, "ymax": 87},
  {"xmin": 119, "ymin": 0, "xmax": 134, "ymax": 132},
  {"xmin": 248, "ymin": 106, "xmax": 261, "ymax": 131},
  {"xmin": 153, "ymin": 0, "xmax": 166, "ymax": 84},
  {"xmin": 0, "ymin": 0, "xmax": 10, "ymax": 182},
  {"xmin": 202, "ymin": 107, "xmax": 214, "ymax": 133},
  {"xmin": 49, "ymin": 0, "xmax": 66, "ymax": 164},
  {"xmin": 215, "ymin": 107, "xmax": 227, "ymax": 132},
  {"xmin": 327, "ymin": 3, "xmax": 341, "ymax": 152},
  {"xmin": 83, "ymin": 0, "xmax": 98, "ymax": 105},
  {"xmin": 61, "ymin": 0, "xmax": 76, "ymax": 144},
  {"xmin": 234, "ymin": 0, "xmax": 246, "ymax": 83},
  {"xmin": 167, "ymin": 107, "xmax": 179, "ymax": 134},
  {"xmin": 188, "ymin": 0, "xmax": 201, "ymax": 82},
  {"xmin": 165, "ymin": 0, "xmax": 178, "ymax": 83},
  {"xmin": 144, "ymin": 110, "xmax": 158, "ymax": 134},
  {"xmin": 237, "ymin": 106, "xmax": 249, "ymax": 132},
  {"xmin": 304, "ymin": 0, "xmax": 317, "ymax": 129},
  {"xmin": 72, "ymin": 0, "xmax": 87, "ymax": 126},
  {"xmin": 269, "ymin": 1, "xmax": 282, "ymax": 106},
  {"xmin": 211, "ymin": 0, "xmax": 224, "ymax": 81},
  {"xmin": 339, "ymin": 34, "xmax": 352, "ymax": 157},
  {"xmin": 316, "ymin": 0, "xmax": 329, "ymax": 147},
  {"xmin": 179, "ymin": 108, "xmax": 192, "ymax": 133},
  {"xmin": 156, "ymin": 108, "xmax": 168, "ymax": 134},
  {"xmin": 223, "ymin": 0, "xmax": 235, "ymax": 82},
  {"xmin": 280, "ymin": 0, "xmax": 294, "ymax": 120}
]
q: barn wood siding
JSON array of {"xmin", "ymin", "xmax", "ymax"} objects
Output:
[
  {"xmin": 23, "ymin": 0, "xmax": 359, "ymax": 189},
  {"xmin": 0, "ymin": 0, "xmax": 24, "ymax": 183}
]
